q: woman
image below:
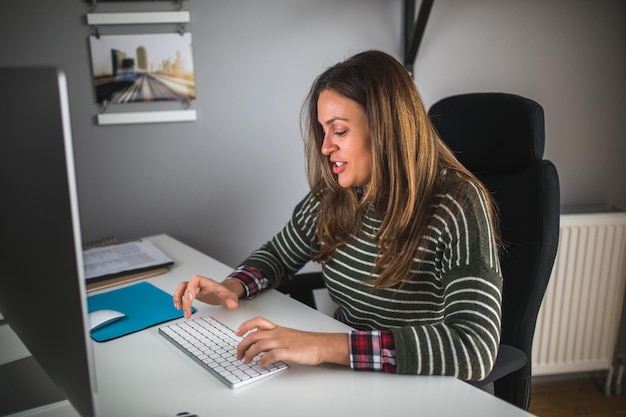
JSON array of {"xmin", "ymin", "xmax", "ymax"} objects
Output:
[{"xmin": 174, "ymin": 50, "xmax": 502, "ymax": 381}]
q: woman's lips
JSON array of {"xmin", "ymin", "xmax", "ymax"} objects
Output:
[{"xmin": 333, "ymin": 161, "xmax": 346, "ymax": 175}]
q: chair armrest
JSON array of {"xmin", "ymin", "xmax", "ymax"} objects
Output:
[{"xmin": 467, "ymin": 344, "xmax": 527, "ymax": 387}]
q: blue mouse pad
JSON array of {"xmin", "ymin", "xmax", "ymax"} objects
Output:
[{"xmin": 87, "ymin": 281, "xmax": 194, "ymax": 342}]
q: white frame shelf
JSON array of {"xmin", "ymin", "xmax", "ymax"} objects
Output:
[
  {"xmin": 86, "ymin": 11, "xmax": 190, "ymax": 26},
  {"xmin": 97, "ymin": 110, "xmax": 197, "ymax": 126}
]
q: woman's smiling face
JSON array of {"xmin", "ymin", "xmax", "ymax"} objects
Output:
[{"xmin": 318, "ymin": 89, "xmax": 372, "ymax": 189}]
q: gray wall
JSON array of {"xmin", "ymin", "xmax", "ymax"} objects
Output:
[{"xmin": 1, "ymin": 0, "xmax": 624, "ymax": 270}]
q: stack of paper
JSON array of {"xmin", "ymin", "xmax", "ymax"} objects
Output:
[{"xmin": 83, "ymin": 239, "xmax": 174, "ymax": 292}]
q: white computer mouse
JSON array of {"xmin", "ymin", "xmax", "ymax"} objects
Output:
[{"xmin": 89, "ymin": 309, "xmax": 126, "ymax": 331}]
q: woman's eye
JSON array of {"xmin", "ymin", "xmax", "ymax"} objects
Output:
[{"xmin": 333, "ymin": 130, "xmax": 347, "ymax": 136}]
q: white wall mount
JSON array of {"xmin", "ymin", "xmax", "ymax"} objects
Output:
[
  {"xmin": 97, "ymin": 110, "xmax": 197, "ymax": 126},
  {"xmin": 86, "ymin": 11, "xmax": 190, "ymax": 26}
]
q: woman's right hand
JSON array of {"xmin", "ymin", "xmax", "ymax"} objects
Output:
[{"xmin": 173, "ymin": 275, "xmax": 244, "ymax": 318}]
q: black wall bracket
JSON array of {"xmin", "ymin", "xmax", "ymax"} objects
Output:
[{"xmin": 404, "ymin": 0, "xmax": 434, "ymax": 77}]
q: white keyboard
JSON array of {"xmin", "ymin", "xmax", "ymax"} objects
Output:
[{"xmin": 159, "ymin": 315, "xmax": 288, "ymax": 389}]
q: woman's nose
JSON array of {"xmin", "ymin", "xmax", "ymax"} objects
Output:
[{"xmin": 321, "ymin": 133, "xmax": 337, "ymax": 156}]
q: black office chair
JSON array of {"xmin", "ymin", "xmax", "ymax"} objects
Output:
[
  {"xmin": 276, "ymin": 272, "xmax": 323, "ymax": 310},
  {"xmin": 278, "ymin": 92, "xmax": 560, "ymax": 411},
  {"xmin": 428, "ymin": 92, "xmax": 560, "ymax": 410}
]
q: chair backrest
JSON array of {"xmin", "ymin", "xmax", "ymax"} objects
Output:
[{"xmin": 429, "ymin": 93, "xmax": 560, "ymax": 408}]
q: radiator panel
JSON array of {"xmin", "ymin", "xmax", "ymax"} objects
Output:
[{"xmin": 532, "ymin": 212, "xmax": 626, "ymax": 376}]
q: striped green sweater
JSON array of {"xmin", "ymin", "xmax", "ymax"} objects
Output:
[{"xmin": 241, "ymin": 176, "xmax": 502, "ymax": 380}]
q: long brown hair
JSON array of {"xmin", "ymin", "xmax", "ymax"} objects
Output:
[{"xmin": 302, "ymin": 50, "xmax": 498, "ymax": 288}]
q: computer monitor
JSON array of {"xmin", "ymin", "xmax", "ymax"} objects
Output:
[{"xmin": 0, "ymin": 67, "xmax": 98, "ymax": 417}]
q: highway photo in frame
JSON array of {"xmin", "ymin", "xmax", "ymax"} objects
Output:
[{"xmin": 89, "ymin": 32, "xmax": 196, "ymax": 104}]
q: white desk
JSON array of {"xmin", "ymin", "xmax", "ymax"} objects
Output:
[{"xmin": 5, "ymin": 234, "xmax": 537, "ymax": 417}]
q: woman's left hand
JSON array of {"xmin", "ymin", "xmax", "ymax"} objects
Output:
[{"xmin": 235, "ymin": 316, "xmax": 350, "ymax": 368}]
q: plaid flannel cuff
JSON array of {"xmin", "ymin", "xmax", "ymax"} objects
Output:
[
  {"xmin": 227, "ymin": 265, "xmax": 269, "ymax": 299},
  {"xmin": 349, "ymin": 330, "xmax": 397, "ymax": 373}
]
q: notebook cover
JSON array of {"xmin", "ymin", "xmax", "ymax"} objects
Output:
[
  {"xmin": 86, "ymin": 267, "xmax": 168, "ymax": 293},
  {"xmin": 87, "ymin": 281, "xmax": 194, "ymax": 342}
]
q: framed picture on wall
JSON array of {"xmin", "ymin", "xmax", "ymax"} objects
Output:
[{"xmin": 88, "ymin": 32, "xmax": 196, "ymax": 104}]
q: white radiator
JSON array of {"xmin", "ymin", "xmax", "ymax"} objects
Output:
[{"xmin": 532, "ymin": 210, "xmax": 626, "ymax": 376}]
